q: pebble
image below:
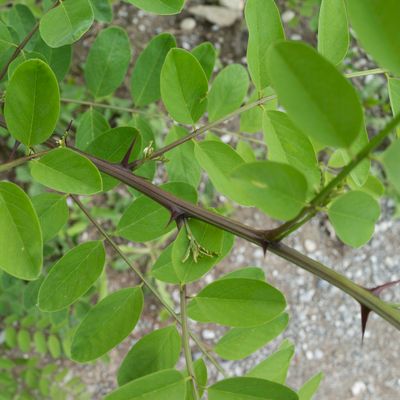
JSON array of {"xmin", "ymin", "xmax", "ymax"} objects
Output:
[
  {"xmin": 189, "ymin": 6, "xmax": 241, "ymax": 27},
  {"xmin": 219, "ymin": 0, "xmax": 244, "ymax": 11},
  {"xmin": 202, "ymin": 329, "xmax": 216, "ymax": 340},
  {"xmin": 352, "ymin": 381, "xmax": 367, "ymax": 396},
  {"xmin": 304, "ymin": 239, "xmax": 317, "ymax": 253},
  {"xmin": 180, "ymin": 18, "xmax": 196, "ymax": 31},
  {"xmin": 282, "ymin": 10, "xmax": 295, "ymax": 23}
]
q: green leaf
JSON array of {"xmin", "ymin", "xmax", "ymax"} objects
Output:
[
  {"xmin": 236, "ymin": 141, "xmax": 256, "ymax": 163},
  {"xmin": 382, "ymin": 139, "xmax": 400, "ymax": 193},
  {"xmin": 152, "ymin": 230, "xmax": 233, "ymax": 284},
  {"xmin": 39, "ymin": 0, "xmax": 94, "ymax": 48},
  {"xmin": 117, "ymin": 325, "xmax": 181, "ymax": 386},
  {"xmin": 33, "ymin": 331, "xmax": 47, "ymax": 355},
  {"xmin": 318, "ymin": 0, "xmax": 349, "ymax": 65},
  {"xmin": 388, "ymin": 78, "xmax": 400, "ymax": 137},
  {"xmin": 192, "ymin": 42, "xmax": 216, "ymax": 80},
  {"xmin": 4, "ymin": 59, "xmax": 60, "ymax": 146},
  {"xmin": 71, "ymin": 287, "xmax": 144, "ymax": 362},
  {"xmin": 265, "ymin": 110, "xmax": 321, "ymax": 193},
  {"xmin": 105, "ymin": 369, "xmax": 186, "ymax": 400},
  {"xmin": 208, "ymin": 377, "xmax": 298, "ymax": 400},
  {"xmin": 124, "ymin": 0, "xmax": 185, "ymax": 15},
  {"xmin": 38, "ymin": 241, "xmax": 105, "ymax": 312},
  {"xmin": 90, "ymin": 0, "xmax": 113, "ymax": 22},
  {"xmin": 8, "ymin": 4, "xmax": 37, "ymax": 51},
  {"xmin": 298, "ymin": 372, "xmax": 324, "ymax": 400},
  {"xmin": 48, "ymin": 335, "xmax": 61, "ymax": 358},
  {"xmin": 117, "ymin": 182, "xmax": 197, "ymax": 242},
  {"xmin": 185, "ymin": 358, "xmax": 207, "ymax": 400},
  {"xmin": 246, "ymin": 340, "xmax": 295, "ymax": 383},
  {"xmin": 215, "ymin": 313, "xmax": 289, "ymax": 360},
  {"xmin": 347, "ymin": 0, "xmax": 400, "ymax": 75},
  {"xmin": 33, "ymin": 38, "xmax": 72, "ymax": 81},
  {"xmin": 17, "ymin": 330, "xmax": 31, "ymax": 353},
  {"xmin": 231, "ymin": 161, "xmax": 308, "ymax": 220},
  {"xmin": 328, "ymin": 191, "xmax": 380, "ymax": 247},
  {"xmin": 85, "ymin": 127, "xmax": 142, "ymax": 191},
  {"xmin": 30, "ymin": 148, "xmax": 103, "ymax": 195},
  {"xmin": 194, "ymin": 141, "xmax": 251, "ymax": 205},
  {"xmin": 0, "ymin": 22, "xmax": 16, "ymax": 73},
  {"xmin": 165, "ymin": 126, "xmax": 201, "ymax": 187},
  {"xmin": 172, "ymin": 219, "xmax": 224, "ymax": 284},
  {"xmin": 348, "ymin": 174, "xmax": 385, "ymax": 199},
  {"xmin": 187, "ymin": 278, "xmax": 286, "ymax": 327},
  {"xmin": 32, "ymin": 193, "xmax": 68, "ymax": 242},
  {"xmin": 208, "ymin": 64, "xmax": 249, "ymax": 122},
  {"xmin": 131, "ymin": 33, "xmax": 176, "ymax": 107},
  {"xmin": 85, "ymin": 26, "xmax": 131, "ymax": 98},
  {"xmin": 75, "ymin": 107, "xmax": 110, "ymax": 150},
  {"xmin": 245, "ymin": 0, "xmax": 285, "ymax": 91},
  {"xmin": 160, "ymin": 48, "xmax": 208, "ymax": 124},
  {"xmin": 267, "ymin": 41, "xmax": 363, "ymax": 148},
  {"xmin": 0, "ymin": 182, "xmax": 42, "ymax": 280},
  {"xmin": 5, "ymin": 327, "xmax": 17, "ymax": 348},
  {"xmin": 220, "ymin": 267, "xmax": 265, "ymax": 281}
]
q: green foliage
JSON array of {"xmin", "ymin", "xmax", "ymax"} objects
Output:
[
  {"xmin": 124, "ymin": 0, "xmax": 185, "ymax": 15},
  {"xmin": 5, "ymin": 59, "xmax": 60, "ymax": 146}
]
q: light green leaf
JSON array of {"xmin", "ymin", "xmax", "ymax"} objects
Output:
[
  {"xmin": 192, "ymin": 42, "xmax": 216, "ymax": 80},
  {"xmin": 30, "ymin": 148, "xmax": 103, "ymax": 195},
  {"xmin": 39, "ymin": 0, "xmax": 94, "ymax": 48},
  {"xmin": 328, "ymin": 191, "xmax": 380, "ymax": 247},
  {"xmin": 160, "ymin": 48, "xmax": 208, "ymax": 124},
  {"xmin": 38, "ymin": 241, "xmax": 105, "ymax": 312},
  {"xmin": 48, "ymin": 335, "xmax": 61, "ymax": 358},
  {"xmin": 124, "ymin": 0, "xmax": 185, "ymax": 15},
  {"xmin": 165, "ymin": 126, "xmax": 201, "ymax": 187},
  {"xmin": 231, "ymin": 161, "xmax": 308, "ymax": 220},
  {"xmin": 0, "ymin": 182, "xmax": 42, "ymax": 280},
  {"xmin": 265, "ymin": 110, "xmax": 321, "ymax": 193},
  {"xmin": 71, "ymin": 287, "xmax": 144, "ymax": 362},
  {"xmin": 318, "ymin": 0, "xmax": 349, "ymax": 65},
  {"xmin": 117, "ymin": 182, "xmax": 197, "ymax": 242},
  {"xmin": 0, "ymin": 21, "xmax": 16, "ymax": 72},
  {"xmin": 187, "ymin": 278, "xmax": 286, "ymax": 327},
  {"xmin": 267, "ymin": 41, "xmax": 363, "ymax": 148},
  {"xmin": 17, "ymin": 330, "xmax": 31, "ymax": 353},
  {"xmin": 348, "ymin": 174, "xmax": 385, "ymax": 199},
  {"xmin": 347, "ymin": 0, "xmax": 400, "ymax": 75},
  {"xmin": 220, "ymin": 267, "xmax": 265, "ymax": 282},
  {"xmin": 194, "ymin": 141, "xmax": 251, "ymax": 205},
  {"xmin": 90, "ymin": 0, "xmax": 113, "ymax": 22},
  {"xmin": 246, "ymin": 339, "xmax": 295, "ymax": 383},
  {"xmin": 32, "ymin": 193, "xmax": 68, "ymax": 242},
  {"xmin": 75, "ymin": 107, "xmax": 110, "ymax": 150},
  {"xmin": 105, "ymin": 369, "xmax": 186, "ymax": 400},
  {"xmin": 298, "ymin": 372, "xmax": 324, "ymax": 400},
  {"xmin": 215, "ymin": 313, "xmax": 289, "ymax": 360},
  {"xmin": 236, "ymin": 141, "xmax": 256, "ymax": 163},
  {"xmin": 381, "ymin": 139, "xmax": 400, "ymax": 193},
  {"xmin": 208, "ymin": 377, "xmax": 298, "ymax": 400},
  {"xmin": 118, "ymin": 325, "xmax": 181, "ymax": 386},
  {"xmin": 34, "ymin": 331, "xmax": 47, "ymax": 355},
  {"xmin": 85, "ymin": 26, "xmax": 131, "ymax": 98},
  {"xmin": 8, "ymin": 4, "xmax": 37, "ymax": 51},
  {"xmin": 208, "ymin": 64, "xmax": 249, "ymax": 122},
  {"xmin": 131, "ymin": 33, "xmax": 176, "ymax": 106},
  {"xmin": 4, "ymin": 59, "xmax": 60, "ymax": 146},
  {"xmin": 33, "ymin": 38, "xmax": 72, "ymax": 81},
  {"xmin": 245, "ymin": 0, "xmax": 285, "ymax": 91},
  {"xmin": 172, "ymin": 219, "xmax": 224, "ymax": 284}
]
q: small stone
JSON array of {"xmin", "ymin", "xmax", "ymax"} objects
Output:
[
  {"xmin": 220, "ymin": 0, "xmax": 244, "ymax": 11},
  {"xmin": 351, "ymin": 381, "xmax": 367, "ymax": 396},
  {"xmin": 202, "ymin": 329, "xmax": 216, "ymax": 340},
  {"xmin": 180, "ymin": 18, "xmax": 196, "ymax": 31},
  {"xmin": 282, "ymin": 10, "xmax": 295, "ymax": 23},
  {"xmin": 304, "ymin": 239, "xmax": 317, "ymax": 253},
  {"xmin": 189, "ymin": 6, "xmax": 241, "ymax": 27}
]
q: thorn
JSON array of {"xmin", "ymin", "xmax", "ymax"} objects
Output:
[
  {"xmin": 66, "ymin": 119, "xmax": 73, "ymax": 134},
  {"xmin": 359, "ymin": 279, "xmax": 400, "ymax": 343},
  {"xmin": 121, "ymin": 136, "xmax": 137, "ymax": 168},
  {"xmin": 261, "ymin": 240, "xmax": 269, "ymax": 257},
  {"xmin": 166, "ymin": 207, "xmax": 185, "ymax": 229}
]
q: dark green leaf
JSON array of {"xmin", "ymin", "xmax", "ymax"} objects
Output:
[
  {"xmin": 0, "ymin": 182, "xmax": 42, "ymax": 280},
  {"xmin": 85, "ymin": 26, "xmax": 131, "ymax": 98},
  {"xmin": 38, "ymin": 241, "xmax": 105, "ymax": 312},
  {"xmin": 118, "ymin": 325, "xmax": 181, "ymax": 385},
  {"xmin": 381, "ymin": 139, "xmax": 400, "ymax": 193},
  {"xmin": 71, "ymin": 287, "xmax": 144, "ymax": 362},
  {"xmin": 75, "ymin": 108, "xmax": 110, "ymax": 150},
  {"xmin": 192, "ymin": 42, "xmax": 216, "ymax": 80},
  {"xmin": 131, "ymin": 33, "xmax": 176, "ymax": 106},
  {"xmin": 90, "ymin": 0, "xmax": 113, "ymax": 22}
]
